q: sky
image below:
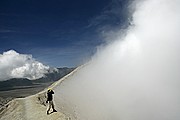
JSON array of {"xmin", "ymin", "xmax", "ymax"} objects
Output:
[
  {"xmin": 1, "ymin": 0, "xmax": 180, "ymax": 119},
  {"xmin": 53, "ymin": 0, "xmax": 180, "ymax": 119},
  {"xmin": 0, "ymin": 0, "xmax": 130, "ymax": 67}
]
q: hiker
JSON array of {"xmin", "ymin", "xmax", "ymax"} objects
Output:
[{"xmin": 46, "ymin": 88, "xmax": 57, "ymax": 114}]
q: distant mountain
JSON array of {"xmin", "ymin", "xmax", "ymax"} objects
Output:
[
  {"xmin": 0, "ymin": 67, "xmax": 75, "ymax": 91},
  {"xmin": 0, "ymin": 78, "xmax": 33, "ymax": 91},
  {"xmin": 34, "ymin": 67, "xmax": 75, "ymax": 83}
]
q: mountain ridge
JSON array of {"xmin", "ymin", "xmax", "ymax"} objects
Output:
[
  {"xmin": 0, "ymin": 67, "xmax": 75, "ymax": 109},
  {"xmin": 0, "ymin": 67, "xmax": 75, "ymax": 91},
  {"xmin": 0, "ymin": 67, "xmax": 80, "ymax": 120}
]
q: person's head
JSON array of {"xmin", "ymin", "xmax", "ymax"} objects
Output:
[{"xmin": 48, "ymin": 88, "xmax": 52, "ymax": 92}]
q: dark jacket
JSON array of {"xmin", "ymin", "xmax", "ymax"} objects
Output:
[{"xmin": 47, "ymin": 90, "xmax": 54, "ymax": 101}]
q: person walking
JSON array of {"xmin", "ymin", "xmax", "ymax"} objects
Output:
[{"xmin": 46, "ymin": 88, "xmax": 57, "ymax": 114}]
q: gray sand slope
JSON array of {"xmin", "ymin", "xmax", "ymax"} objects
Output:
[{"xmin": 0, "ymin": 67, "xmax": 80, "ymax": 120}]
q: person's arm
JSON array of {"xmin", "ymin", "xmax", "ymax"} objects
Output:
[{"xmin": 46, "ymin": 93, "xmax": 49, "ymax": 103}]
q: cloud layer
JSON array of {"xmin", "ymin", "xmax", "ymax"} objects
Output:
[
  {"xmin": 0, "ymin": 50, "xmax": 50, "ymax": 81},
  {"xmin": 54, "ymin": 0, "xmax": 180, "ymax": 120}
]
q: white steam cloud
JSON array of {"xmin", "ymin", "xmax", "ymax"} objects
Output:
[
  {"xmin": 54, "ymin": 0, "xmax": 180, "ymax": 120},
  {"xmin": 0, "ymin": 50, "xmax": 51, "ymax": 81}
]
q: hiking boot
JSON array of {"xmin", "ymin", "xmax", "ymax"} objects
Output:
[
  {"xmin": 53, "ymin": 109, "xmax": 57, "ymax": 112},
  {"xmin": 47, "ymin": 111, "xmax": 49, "ymax": 115}
]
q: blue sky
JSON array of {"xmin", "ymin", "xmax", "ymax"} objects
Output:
[{"xmin": 0, "ymin": 0, "xmax": 130, "ymax": 67}]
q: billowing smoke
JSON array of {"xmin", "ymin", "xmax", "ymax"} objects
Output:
[
  {"xmin": 0, "ymin": 50, "xmax": 52, "ymax": 81},
  {"xmin": 54, "ymin": 0, "xmax": 180, "ymax": 120}
]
